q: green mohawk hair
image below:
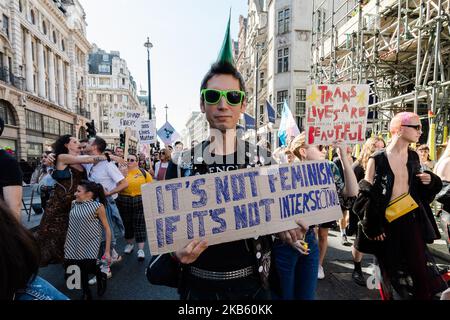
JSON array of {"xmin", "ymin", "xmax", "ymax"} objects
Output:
[{"xmin": 216, "ymin": 11, "xmax": 235, "ymax": 66}]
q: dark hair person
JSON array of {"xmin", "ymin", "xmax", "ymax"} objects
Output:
[
  {"xmin": 0, "ymin": 200, "xmax": 68, "ymax": 300},
  {"xmin": 36, "ymin": 134, "xmax": 124, "ymax": 267},
  {"xmin": 64, "ymin": 180, "xmax": 111, "ymax": 300}
]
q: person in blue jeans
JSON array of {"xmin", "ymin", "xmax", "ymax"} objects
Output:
[
  {"xmin": 272, "ymin": 132, "xmax": 359, "ymax": 300},
  {"xmin": 0, "ymin": 200, "xmax": 68, "ymax": 300}
]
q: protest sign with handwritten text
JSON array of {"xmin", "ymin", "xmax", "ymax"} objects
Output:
[
  {"xmin": 305, "ymin": 84, "xmax": 369, "ymax": 145},
  {"xmin": 142, "ymin": 161, "xmax": 342, "ymax": 254},
  {"xmin": 139, "ymin": 120, "xmax": 156, "ymax": 144},
  {"xmin": 110, "ymin": 109, "xmax": 142, "ymax": 130}
]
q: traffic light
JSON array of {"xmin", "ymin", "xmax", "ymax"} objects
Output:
[
  {"xmin": 119, "ymin": 133, "xmax": 125, "ymax": 148},
  {"xmin": 86, "ymin": 120, "xmax": 96, "ymax": 138}
]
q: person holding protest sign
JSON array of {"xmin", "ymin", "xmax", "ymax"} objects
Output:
[
  {"xmin": 356, "ymin": 112, "xmax": 447, "ymax": 299},
  {"xmin": 147, "ymin": 19, "xmax": 307, "ymax": 300},
  {"xmin": 270, "ymin": 132, "xmax": 358, "ymax": 299},
  {"xmin": 116, "ymin": 153, "xmax": 153, "ymax": 261}
]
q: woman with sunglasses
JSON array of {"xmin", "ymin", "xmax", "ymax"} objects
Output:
[
  {"xmin": 154, "ymin": 149, "xmax": 170, "ymax": 181},
  {"xmin": 271, "ymin": 132, "xmax": 358, "ymax": 300},
  {"xmin": 116, "ymin": 153, "xmax": 153, "ymax": 261}
]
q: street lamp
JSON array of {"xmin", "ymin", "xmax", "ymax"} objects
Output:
[{"xmin": 144, "ymin": 37, "xmax": 153, "ymax": 120}]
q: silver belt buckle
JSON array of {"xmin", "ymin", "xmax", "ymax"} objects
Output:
[{"xmin": 189, "ymin": 266, "xmax": 254, "ymax": 280}]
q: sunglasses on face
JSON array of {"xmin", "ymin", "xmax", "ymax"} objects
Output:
[
  {"xmin": 127, "ymin": 159, "xmax": 136, "ymax": 162},
  {"xmin": 402, "ymin": 124, "xmax": 422, "ymax": 131},
  {"xmin": 201, "ymin": 89, "xmax": 245, "ymax": 106}
]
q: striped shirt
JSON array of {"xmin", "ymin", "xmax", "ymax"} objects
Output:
[{"xmin": 64, "ymin": 200, "xmax": 103, "ymax": 260}]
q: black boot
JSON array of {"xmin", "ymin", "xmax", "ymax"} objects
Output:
[
  {"xmin": 97, "ymin": 271, "xmax": 107, "ymax": 297},
  {"xmin": 352, "ymin": 262, "xmax": 366, "ymax": 287}
]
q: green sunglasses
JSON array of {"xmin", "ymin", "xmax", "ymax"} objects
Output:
[{"xmin": 201, "ymin": 89, "xmax": 245, "ymax": 106}]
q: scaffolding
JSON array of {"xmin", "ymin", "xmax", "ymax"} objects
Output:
[{"xmin": 311, "ymin": 0, "xmax": 450, "ymax": 158}]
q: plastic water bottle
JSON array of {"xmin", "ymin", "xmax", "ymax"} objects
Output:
[{"xmin": 100, "ymin": 255, "xmax": 110, "ymax": 274}]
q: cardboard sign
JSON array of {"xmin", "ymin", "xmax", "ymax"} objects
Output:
[
  {"xmin": 142, "ymin": 161, "xmax": 342, "ymax": 254},
  {"xmin": 157, "ymin": 121, "xmax": 181, "ymax": 145},
  {"xmin": 139, "ymin": 120, "xmax": 156, "ymax": 144},
  {"xmin": 305, "ymin": 84, "xmax": 370, "ymax": 145},
  {"xmin": 110, "ymin": 109, "xmax": 142, "ymax": 129}
]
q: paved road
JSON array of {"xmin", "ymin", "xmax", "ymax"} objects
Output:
[{"xmin": 38, "ymin": 230, "xmax": 383, "ymax": 300}]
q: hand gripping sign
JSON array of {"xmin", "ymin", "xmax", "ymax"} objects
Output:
[
  {"xmin": 142, "ymin": 161, "xmax": 343, "ymax": 255},
  {"xmin": 305, "ymin": 84, "xmax": 370, "ymax": 145}
]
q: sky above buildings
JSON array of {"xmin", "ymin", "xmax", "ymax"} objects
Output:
[{"xmin": 79, "ymin": 0, "xmax": 248, "ymax": 133}]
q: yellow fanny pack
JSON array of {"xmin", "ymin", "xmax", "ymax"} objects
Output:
[{"xmin": 385, "ymin": 193, "xmax": 418, "ymax": 223}]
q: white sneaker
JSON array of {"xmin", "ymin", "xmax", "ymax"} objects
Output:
[
  {"xmin": 137, "ymin": 249, "xmax": 145, "ymax": 261},
  {"xmin": 124, "ymin": 244, "xmax": 134, "ymax": 254},
  {"xmin": 318, "ymin": 265, "xmax": 325, "ymax": 280},
  {"xmin": 88, "ymin": 270, "xmax": 112, "ymax": 286}
]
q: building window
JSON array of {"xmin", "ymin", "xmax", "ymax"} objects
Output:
[
  {"xmin": 276, "ymin": 90, "xmax": 288, "ymax": 118},
  {"xmin": 19, "ymin": 0, "xmax": 23, "ymax": 13},
  {"xmin": 99, "ymin": 77, "xmax": 110, "ymax": 86},
  {"xmin": 26, "ymin": 110, "xmax": 42, "ymax": 131},
  {"xmin": 295, "ymin": 89, "xmax": 306, "ymax": 116},
  {"xmin": 0, "ymin": 101, "xmax": 16, "ymax": 125},
  {"xmin": 43, "ymin": 116, "xmax": 59, "ymax": 135},
  {"xmin": 277, "ymin": 48, "xmax": 289, "ymax": 73},
  {"xmin": 259, "ymin": 71, "xmax": 264, "ymax": 88},
  {"xmin": 42, "ymin": 21, "xmax": 47, "ymax": 35},
  {"xmin": 61, "ymin": 39, "xmax": 65, "ymax": 51},
  {"xmin": 122, "ymin": 78, "xmax": 125, "ymax": 86},
  {"xmin": 102, "ymin": 54, "xmax": 109, "ymax": 62},
  {"xmin": 2, "ymin": 15, "xmax": 9, "ymax": 37},
  {"xmin": 30, "ymin": 9, "xmax": 35, "ymax": 25},
  {"xmin": 98, "ymin": 64, "xmax": 110, "ymax": 73},
  {"xmin": 278, "ymin": 8, "xmax": 290, "ymax": 34},
  {"xmin": 117, "ymin": 95, "xmax": 122, "ymax": 103}
]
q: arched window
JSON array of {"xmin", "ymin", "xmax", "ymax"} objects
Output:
[
  {"xmin": 30, "ymin": 9, "xmax": 35, "ymax": 24},
  {"xmin": 0, "ymin": 100, "xmax": 16, "ymax": 126}
]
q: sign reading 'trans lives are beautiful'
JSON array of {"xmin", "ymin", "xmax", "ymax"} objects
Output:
[{"xmin": 142, "ymin": 161, "xmax": 342, "ymax": 254}]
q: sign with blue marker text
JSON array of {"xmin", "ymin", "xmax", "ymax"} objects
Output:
[{"xmin": 142, "ymin": 161, "xmax": 342, "ymax": 254}]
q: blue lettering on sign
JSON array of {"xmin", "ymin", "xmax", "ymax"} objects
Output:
[
  {"xmin": 309, "ymin": 190, "xmax": 318, "ymax": 210},
  {"xmin": 186, "ymin": 213, "xmax": 194, "ymax": 240},
  {"xmin": 165, "ymin": 216, "xmax": 180, "ymax": 245},
  {"xmin": 165, "ymin": 183, "xmax": 182, "ymax": 211},
  {"xmin": 307, "ymin": 164, "xmax": 318, "ymax": 186},
  {"xmin": 303, "ymin": 192, "xmax": 311, "ymax": 213},
  {"xmin": 318, "ymin": 163, "xmax": 327, "ymax": 184},
  {"xmin": 282, "ymin": 196, "xmax": 291, "ymax": 218},
  {"xmin": 156, "ymin": 218, "xmax": 164, "ymax": 248},
  {"xmin": 291, "ymin": 165, "xmax": 305, "ymax": 189},
  {"xmin": 234, "ymin": 205, "xmax": 248, "ymax": 230},
  {"xmin": 210, "ymin": 208, "xmax": 227, "ymax": 234},
  {"xmin": 193, "ymin": 211, "xmax": 208, "ymax": 237},
  {"xmin": 268, "ymin": 174, "xmax": 277, "ymax": 193},
  {"xmin": 279, "ymin": 167, "xmax": 291, "ymax": 191},
  {"xmin": 295, "ymin": 194, "xmax": 303, "ymax": 215},
  {"xmin": 325, "ymin": 163, "xmax": 335, "ymax": 184},
  {"xmin": 259, "ymin": 198, "xmax": 274, "ymax": 222},
  {"xmin": 156, "ymin": 186, "xmax": 164, "ymax": 214},
  {"xmin": 301, "ymin": 165, "xmax": 310, "ymax": 187},
  {"xmin": 191, "ymin": 179, "xmax": 207, "ymax": 208},
  {"xmin": 231, "ymin": 173, "xmax": 246, "ymax": 201},
  {"xmin": 215, "ymin": 176, "xmax": 231, "ymax": 205},
  {"xmin": 248, "ymin": 202, "xmax": 260, "ymax": 227},
  {"xmin": 244, "ymin": 171, "xmax": 259, "ymax": 197}
]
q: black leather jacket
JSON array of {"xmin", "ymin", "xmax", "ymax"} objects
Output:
[{"xmin": 354, "ymin": 149, "xmax": 442, "ymax": 241}]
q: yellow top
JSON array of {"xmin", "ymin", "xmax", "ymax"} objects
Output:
[{"xmin": 120, "ymin": 168, "xmax": 153, "ymax": 197}]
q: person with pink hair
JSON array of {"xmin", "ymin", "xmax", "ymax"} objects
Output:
[{"xmin": 354, "ymin": 111, "xmax": 447, "ymax": 299}]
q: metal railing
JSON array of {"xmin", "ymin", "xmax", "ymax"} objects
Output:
[{"xmin": 75, "ymin": 106, "xmax": 91, "ymax": 119}]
